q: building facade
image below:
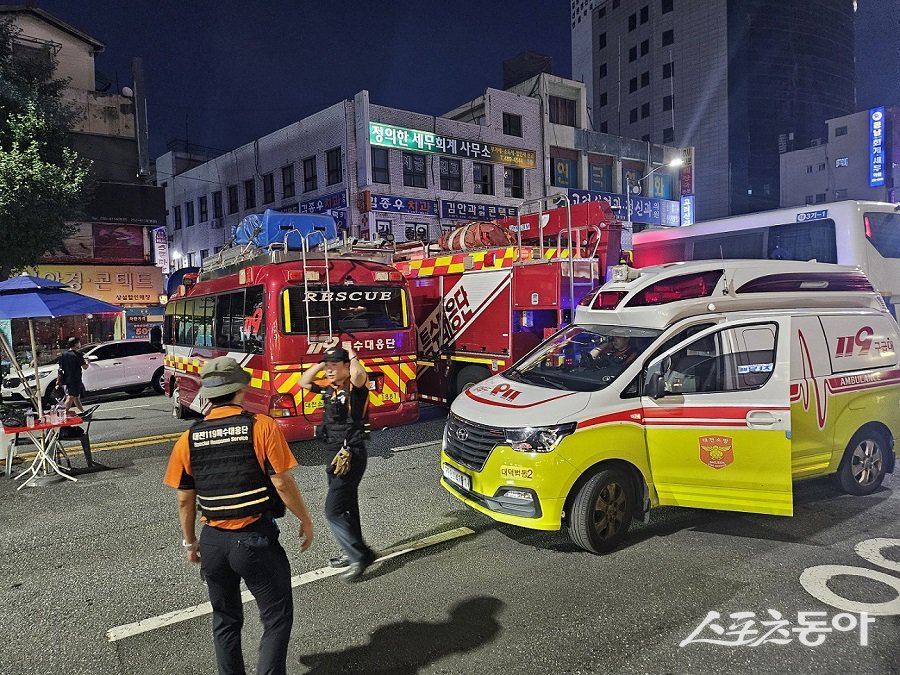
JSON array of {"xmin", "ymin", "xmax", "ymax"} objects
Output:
[
  {"xmin": 780, "ymin": 106, "xmax": 899, "ymax": 207},
  {"xmin": 158, "ymin": 73, "xmax": 686, "ymax": 268},
  {"xmin": 1, "ymin": 6, "xmax": 166, "ymax": 356},
  {"xmin": 571, "ymin": 0, "xmax": 856, "ymax": 219}
]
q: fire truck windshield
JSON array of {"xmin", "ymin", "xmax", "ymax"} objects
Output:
[
  {"xmin": 282, "ymin": 286, "xmax": 408, "ymax": 334},
  {"xmin": 506, "ymin": 325, "xmax": 660, "ymax": 392}
]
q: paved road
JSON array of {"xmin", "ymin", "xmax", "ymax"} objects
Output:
[{"xmin": 1, "ymin": 396, "xmax": 898, "ymax": 674}]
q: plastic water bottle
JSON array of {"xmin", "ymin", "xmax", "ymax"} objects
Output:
[
  {"xmin": 54, "ymin": 404, "xmax": 65, "ymax": 423},
  {"xmin": 25, "ymin": 409, "xmax": 35, "ymax": 428}
]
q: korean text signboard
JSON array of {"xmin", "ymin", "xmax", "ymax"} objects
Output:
[
  {"xmin": 370, "ymin": 193, "xmax": 438, "ymax": 216},
  {"xmin": 153, "ymin": 227, "xmax": 169, "ymax": 274},
  {"xmin": 568, "ymin": 189, "xmax": 681, "ymax": 226},
  {"xmin": 440, "ymin": 200, "xmax": 518, "ymax": 221},
  {"xmin": 370, "ymin": 122, "xmax": 536, "ymax": 169},
  {"xmin": 680, "ymin": 146, "xmax": 695, "ymax": 196},
  {"xmin": 38, "ymin": 265, "xmax": 163, "ymax": 306},
  {"xmin": 870, "ymin": 107, "xmax": 885, "ymax": 187},
  {"xmin": 293, "ymin": 190, "xmax": 347, "ymax": 215}
]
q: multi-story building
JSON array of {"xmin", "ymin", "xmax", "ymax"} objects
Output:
[
  {"xmin": 780, "ymin": 106, "xmax": 899, "ymax": 207},
  {"xmin": 571, "ymin": 0, "xmax": 856, "ymax": 219},
  {"xmin": 158, "ymin": 72, "xmax": 686, "ymax": 268},
  {"xmin": 1, "ymin": 6, "xmax": 166, "ymax": 352}
]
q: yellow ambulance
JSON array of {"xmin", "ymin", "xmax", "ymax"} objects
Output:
[{"xmin": 440, "ymin": 260, "xmax": 900, "ymax": 553}]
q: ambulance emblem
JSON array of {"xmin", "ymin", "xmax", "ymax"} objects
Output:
[{"xmin": 699, "ymin": 435, "xmax": 733, "ymax": 469}]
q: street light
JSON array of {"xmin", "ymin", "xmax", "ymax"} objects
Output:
[{"xmin": 624, "ymin": 156, "xmax": 685, "ymax": 242}]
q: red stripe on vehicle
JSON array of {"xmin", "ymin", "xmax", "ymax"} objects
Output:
[{"xmin": 463, "ymin": 389, "xmax": 577, "ymax": 409}]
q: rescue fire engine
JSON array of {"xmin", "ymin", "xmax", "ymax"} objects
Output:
[
  {"xmin": 388, "ymin": 197, "xmax": 622, "ymax": 402},
  {"xmin": 162, "ymin": 210, "xmax": 419, "ymax": 442}
]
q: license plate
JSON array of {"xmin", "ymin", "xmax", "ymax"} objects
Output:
[
  {"xmin": 500, "ymin": 465, "xmax": 534, "ymax": 480},
  {"xmin": 442, "ymin": 463, "xmax": 471, "ymax": 491}
]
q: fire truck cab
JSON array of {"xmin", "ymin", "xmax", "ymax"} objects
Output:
[{"xmin": 441, "ymin": 259, "xmax": 900, "ymax": 553}]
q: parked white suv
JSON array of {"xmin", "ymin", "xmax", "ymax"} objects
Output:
[{"xmin": 1, "ymin": 340, "xmax": 165, "ymax": 404}]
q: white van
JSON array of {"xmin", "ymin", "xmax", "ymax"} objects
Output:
[{"xmin": 440, "ymin": 260, "xmax": 900, "ymax": 553}]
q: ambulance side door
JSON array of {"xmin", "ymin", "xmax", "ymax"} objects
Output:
[{"xmin": 641, "ymin": 317, "xmax": 793, "ymax": 516}]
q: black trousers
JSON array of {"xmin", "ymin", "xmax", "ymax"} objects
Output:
[
  {"xmin": 325, "ymin": 446, "xmax": 375, "ymax": 564},
  {"xmin": 199, "ymin": 516, "xmax": 293, "ymax": 675}
]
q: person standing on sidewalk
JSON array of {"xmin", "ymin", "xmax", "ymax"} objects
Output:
[
  {"xmin": 164, "ymin": 357, "xmax": 314, "ymax": 675},
  {"xmin": 58, "ymin": 337, "xmax": 88, "ymax": 414},
  {"xmin": 299, "ymin": 344, "xmax": 376, "ymax": 582}
]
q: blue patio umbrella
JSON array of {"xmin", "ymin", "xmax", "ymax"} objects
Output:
[{"xmin": 0, "ymin": 275, "xmax": 122, "ymax": 416}]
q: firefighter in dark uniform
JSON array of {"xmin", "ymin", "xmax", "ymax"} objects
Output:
[
  {"xmin": 299, "ymin": 344, "xmax": 376, "ymax": 582},
  {"xmin": 164, "ymin": 357, "xmax": 314, "ymax": 675}
]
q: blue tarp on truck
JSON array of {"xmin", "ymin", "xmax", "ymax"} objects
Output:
[{"xmin": 232, "ymin": 210, "xmax": 338, "ymax": 250}]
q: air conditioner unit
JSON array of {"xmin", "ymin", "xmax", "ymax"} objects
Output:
[{"xmin": 210, "ymin": 218, "xmax": 224, "ymax": 229}]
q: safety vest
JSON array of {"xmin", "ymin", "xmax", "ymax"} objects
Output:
[
  {"xmin": 321, "ymin": 384, "xmax": 368, "ymax": 451},
  {"xmin": 188, "ymin": 411, "xmax": 284, "ymax": 520}
]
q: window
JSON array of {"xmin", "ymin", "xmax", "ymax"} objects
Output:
[
  {"xmin": 662, "ymin": 0, "xmax": 673, "ymax": 13},
  {"xmin": 549, "ymin": 96, "xmax": 576, "ymax": 126},
  {"xmin": 652, "ymin": 323, "xmax": 778, "ymax": 395},
  {"xmin": 630, "ymin": 108, "xmax": 638, "ymax": 123},
  {"xmin": 212, "ymin": 287, "xmax": 266, "ymax": 352},
  {"xmin": 663, "ymin": 61, "xmax": 674, "ymax": 79},
  {"xmin": 833, "ymin": 188, "xmax": 847, "ymax": 199},
  {"xmin": 693, "ymin": 230, "xmax": 766, "ymax": 259},
  {"xmin": 185, "ymin": 201, "xmax": 195, "ymax": 227},
  {"xmin": 598, "ymin": 32, "xmax": 607, "ymax": 49},
  {"xmin": 805, "ymin": 195, "xmax": 814, "ymax": 205},
  {"xmin": 865, "ymin": 212, "xmax": 900, "ymax": 259},
  {"xmin": 640, "ymin": 5, "xmax": 649, "ymax": 23},
  {"xmin": 835, "ymin": 157, "xmax": 849, "ymax": 168},
  {"xmin": 806, "ymin": 165, "xmax": 813, "ymax": 173},
  {"xmin": 283, "ymin": 286, "xmax": 407, "ymax": 335},
  {"xmin": 503, "ymin": 112, "xmax": 522, "ymax": 137},
  {"xmin": 662, "ymin": 29, "xmax": 674, "ymax": 46},
  {"xmin": 173, "ymin": 204, "xmax": 182, "ymax": 230},
  {"xmin": 303, "ymin": 156, "xmax": 317, "ymax": 192},
  {"xmin": 504, "ymin": 167, "xmax": 523, "ymax": 198},
  {"xmin": 440, "ymin": 157, "xmax": 462, "ymax": 191},
  {"xmin": 227, "ymin": 185, "xmax": 239, "ymax": 214},
  {"xmin": 200, "ymin": 249, "xmax": 209, "ymax": 262},
  {"xmin": 629, "ymin": 46, "xmax": 638, "ymax": 62},
  {"xmin": 282, "ymin": 164, "xmax": 295, "ymax": 198},
  {"xmin": 599, "ymin": 121, "xmax": 608, "ymax": 133},
  {"xmin": 641, "ymin": 39, "xmax": 650, "ymax": 56},
  {"xmin": 628, "ymin": 13, "xmax": 637, "ymax": 30},
  {"xmin": 12, "ymin": 42, "xmax": 51, "ymax": 71},
  {"xmin": 663, "ymin": 127, "xmax": 674, "ymax": 143},
  {"xmin": 598, "ymin": 6, "xmax": 606, "ymax": 17},
  {"xmin": 817, "ymin": 162, "xmax": 826, "ymax": 172},
  {"xmin": 629, "ymin": 77, "xmax": 638, "ymax": 93},
  {"xmin": 261, "ymin": 172, "xmax": 274, "ymax": 204},
  {"xmin": 815, "ymin": 193, "xmax": 827, "ymax": 203},
  {"xmin": 199, "ymin": 195, "xmax": 208, "ymax": 222},
  {"xmin": 642, "ymin": 134, "xmax": 651, "ymax": 142},
  {"xmin": 663, "ymin": 94, "xmax": 673, "ymax": 111},
  {"xmin": 372, "ymin": 148, "xmax": 390, "ymax": 184},
  {"xmin": 212, "ymin": 191, "xmax": 223, "ymax": 218},
  {"xmin": 835, "ymin": 125, "xmax": 848, "ymax": 137},
  {"xmin": 326, "ymin": 147, "xmax": 342, "ymax": 185},
  {"xmin": 641, "ymin": 71, "xmax": 650, "ymax": 87},
  {"xmin": 599, "ymin": 92, "xmax": 608, "ymax": 107},
  {"xmin": 473, "ymin": 163, "xmax": 494, "ymax": 195},
  {"xmin": 402, "ymin": 152, "xmax": 427, "ymax": 188},
  {"xmin": 243, "ymin": 179, "xmax": 256, "ymax": 210},
  {"xmin": 641, "ymin": 102, "xmax": 650, "ymax": 119},
  {"xmin": 599, "ymin": 63, "xmax": 608, "ymax": 78}
]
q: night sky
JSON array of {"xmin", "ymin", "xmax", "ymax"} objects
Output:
[{"xmin": 32, "ymin": 1, "xmax": 897, "ymax": 159}]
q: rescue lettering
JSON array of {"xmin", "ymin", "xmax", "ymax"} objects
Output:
[
  {"xmin": 838, "ymin": 372, "xmax": 882, "ymax": 387},
  {"xmin": 303, "ymin": 290, "xmax": 394, "ymax": 302},
  {"xmin": 445, "ymin": 285, "xmax": 475, "ymax": 333},
  {"xmin": 490, "ymin": 383, "xmax": 521, "ymax": 401},
  {"xmin": 834, "ymin": 326, "xmax": 874, "ymax": 358}
]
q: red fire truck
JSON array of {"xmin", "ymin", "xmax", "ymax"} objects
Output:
[
  {"xmin": 163, "ymin": 211, "xmax": 418, "ymax": 442},
  {"xmin": 391, "ymin": 198, "xmax": 622, "ymax": 402}
]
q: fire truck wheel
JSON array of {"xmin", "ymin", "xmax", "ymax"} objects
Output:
[
  {"xmin": 835, "ymin": 426, "xmax": 889, "ymax": 496},
  {"xmin": 567, "ymin": 468, "xmax": 634, "ymax": 554},
  {"xmin": 454, "ymin": 366, "xmax": 489, "ymax": 398}
]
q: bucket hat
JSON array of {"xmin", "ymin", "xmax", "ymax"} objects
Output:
[{"xmin": 199, "ymin": 356, "xmax": 251, "ymax": 398}]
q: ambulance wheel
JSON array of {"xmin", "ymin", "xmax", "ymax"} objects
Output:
[
  {"xmin": 151, "ymin": 367, "xmax": 165, "ymax": 394},
  {"xmin": 568, "ymin": 468, "xmax": 634, "ymax": 554},
  {"xmin": 836, "ymin": 427, "xmax": 889, "ymax": 496},
  {"xmin": 172, "ymin": 386, "xmax": 188, "ymax": 419},
  {"xmin": 454, "ymin": 366, "xmax": 489, "ymax": 398}
]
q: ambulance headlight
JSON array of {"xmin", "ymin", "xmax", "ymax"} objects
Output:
[{"xmin": 505, "ymin": 423, "xmax": 576, "ymax": 453}]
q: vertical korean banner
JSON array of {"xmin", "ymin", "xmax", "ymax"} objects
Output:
[
  {"xmin": 679, "ymin": 146, "xmax": 694, "ymax": 196},
  {"xmin": 153, "ymin": 227, "xmax": 170, "ymax": 274},
  {"xmin": 869, "ymin": 107, "xmax": 886, "ymax": 187}
]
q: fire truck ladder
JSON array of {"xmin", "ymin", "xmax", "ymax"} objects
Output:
[
  {"xmin": 515, "ymin": 194, "xmax": 576, "ymax": 310},
  {"xmin": 281, "ymin": 224, "xmax": 335, "ymax": 339}
]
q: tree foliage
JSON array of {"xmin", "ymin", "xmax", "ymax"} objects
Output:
[{"xmin": 0, "ymin": 18, "xmax": 92, "ymax": 280}]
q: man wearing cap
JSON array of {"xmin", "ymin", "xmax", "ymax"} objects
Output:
[
  {"xmin": 164, "ymin": 357, "xmax": 314, "ymax": 675},
  {"xmin": 299, "ymin": 343, "xmax": 376, "ymax": 582}
]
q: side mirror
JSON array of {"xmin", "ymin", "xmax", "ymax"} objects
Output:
[
  {"xmin": 645, "ymin": 371, "xmax": 666, "ymax": 399},
  {"xmin": 86, "ymin": 355, "xmax": 98, "ymax": 362}
]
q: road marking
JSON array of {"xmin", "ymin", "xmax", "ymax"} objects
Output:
[
  {"xmin": 95, "ymin": 403, "xmax": 154, "ymax": 411},
  {"xmin": 106, "ymin": 526, "xmax": 474, "ymax": 642},
  {"xmin": 392, "ymin": 440, "xmax": 442, "ymax": 452},
  {"xmin": 799, "ymin": 565, "xmax": 900, "ymax": 616},
  {"xmin": 11, "ymin": 432, "xmax": 184, "ymax": 462}
]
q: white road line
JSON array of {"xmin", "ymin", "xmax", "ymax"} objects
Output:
[
  {"xmin": 392, "ymin": 440, "xmax": 442, "ymax": 452},
  {"xmin": 106, "ymin": 526, "xmax": 474, "ymax": 642},
  {"xmin": 95, "ymin": 403, "xmax": 154, "ymax": 411}
]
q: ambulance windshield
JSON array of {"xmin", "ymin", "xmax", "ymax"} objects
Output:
[{"xmin": 506, "ymin": 325, "xmax": 660, "ymax": 392}]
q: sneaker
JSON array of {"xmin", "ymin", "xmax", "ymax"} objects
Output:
[
  {"xmin": 341, "ymin": 560, "xmax": 371, "ymax": 583},
  {"xmin": 329, "ymin": 553, "xmax": 351, "ymax": 568}
]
